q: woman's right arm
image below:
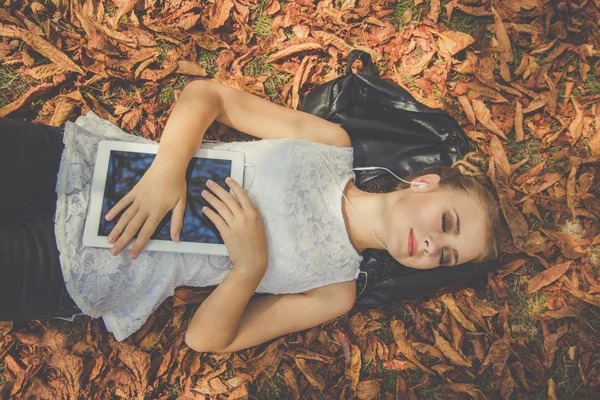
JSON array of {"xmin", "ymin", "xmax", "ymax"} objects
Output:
[{"xmin": 105, "ymin": 80, "xmax": 223, "ymax": 259}]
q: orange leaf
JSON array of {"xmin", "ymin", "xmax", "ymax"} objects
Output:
[
  {"xmin": 265, "ymin": 39, "xmax": 323, "ymax": 63},
  {"xmin": 568, "ymin": 97, "xmax": 584, "ymax": 144},
  {"xmin": 514, "ymin": 100, "xmax": 525, "ymax": 142},
  {"xmin": 472, "ymin": 99, "xmax": 508, "ymax": 139},
  {"xmin": 432, "ymin": 329, "xmax": 472, "ymax": 367},
  {"xmin": 439, "ymin": 294, "xmax": 476, "ymax": 331},
  {"xmin": 357, "ymin": 380, "xmax": 381, "ymax": 400},
  {"xmin": 343, "ymin": 344, "xmax": 360, "ymax": 389},
  {"xmin": 525, "ymin": 261, "xmax": 572, "ymax": 294},
  {"xmin": 457, "ymin": 95, "xmax": 476, "ymax": 125},
  {"xmin": 490, "ymin": 135, "xmax": 511, "ymax": 180},
  {"xmin": 481, "ymin": 335, "xmax": 510, "ymax": 377},
  {"xmin": 542, "ymin": 230, "xmax": 587, "ymax": 259}
]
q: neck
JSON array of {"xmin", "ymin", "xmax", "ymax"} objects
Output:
[{"xmin": 341, "ymin": 181, "xmax": 395, "ymax": 254}]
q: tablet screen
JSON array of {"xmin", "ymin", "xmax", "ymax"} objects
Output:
[{"xmin": 99, "ymin": 150, "xmax": 231, "ymax": 244}]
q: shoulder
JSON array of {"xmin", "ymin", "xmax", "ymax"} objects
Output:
[{"xmin": 304, "ymin": 280, "xmax": 357, "ymax": 309}]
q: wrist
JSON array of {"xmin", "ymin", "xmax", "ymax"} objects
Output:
[{"xmin": 154, "ymin": 147, "xmax": 190, "ymax": 174}]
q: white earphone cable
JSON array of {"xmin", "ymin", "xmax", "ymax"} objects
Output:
[{"xmin": 307, "ymin": 141, "xmax": 389, "ymax": 251}]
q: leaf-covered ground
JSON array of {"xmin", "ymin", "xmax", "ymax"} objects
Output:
[{"xmin": 1, "ymin": 0, "xmax": 600, "ymax": 399}]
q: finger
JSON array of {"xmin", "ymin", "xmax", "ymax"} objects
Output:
[
  {"xmin": 206, "ymin": 180, "xmax": 243, "ymax": 217},
  {"xmin": 110, "ymin": 212, "xmax": 147, "ymax": 256},
  {"xmin": 202, "ymin": 206, "xmax": 228, "ymax": 234},
  {"xmin": 171, "ymin": 197, "xmax": 186, "ymax": 242},
  {"xmin": 224, "ymin": 177, "xmax": 254, "ymax": 212},
  {"xmin": 107, "ymin": 203, "xmax": 140, "ymax": 244},
  {"xmin": 129, "ymin": 214, "xmax": 163, "ymax": 260},
  {"xmin": 106, "ymin": 194, "xmax": 134, "ymax": 221},
  {"xmin": 201, "ymin": 189, "xmax": 234, "ymax": 226}
]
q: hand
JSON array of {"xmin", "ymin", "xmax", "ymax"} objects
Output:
[
  {"xmin": 201, "ymin": 177, "xmax": 268, "ymax": 274},
  {"xmin": 105, "ymin": 158, "xmax": 187, "ymax": 260}
]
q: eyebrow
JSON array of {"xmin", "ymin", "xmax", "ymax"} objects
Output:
[
  {"xmin": 453, "ymin": 208, "xmax": 460, "ymax": 265},
  {"xmin": 453, "ymin": 208, "xmax": 460, "ymax": 235}
]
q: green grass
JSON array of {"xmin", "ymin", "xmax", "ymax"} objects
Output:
[
  {"xmin": 0, "ymin": 367, "xmax": 8, "ymax": 386},
  {"xmin": 164, "ymin": 382, "xmax": 182, "ymax": 399},
  {"xmin": 505, "ymin": 137, "xmax": 546, "ymax": 171},
  {"xmin": 197, "ymin": 50, "xmax": 218, "ymax": 77},
  {"xmin": 247, "ymin": 371, "xmax": 289, "ymax": 400},
  {"xmin": 158, "ymin": 76, "xmax": 190, "ymax": 104},
  {"xmin": 489, "ymin": 261, "xmax": 547, "ymax": 345},
  {"xmin": 250, "ymin": 0, "xmax": 275, "ymax": 38},
  {"xmin": 390, "ymin": 0, "xmax": 424, "ymax": 32},
  {"xmin": 0, "ymin": 65, "xmax": 37, "ymax": 108},
  {"xmin": 511, "ymin": 44, "xmax": 528, "ymax": 72},
  {"xmin": 243, "ymin": 52, "xmax": 291, "ymax": 105},
  {"xmin": 154, "ymin": 39, "xmax": 175, "ymax": 64},
  {"xmin": 543, "ymin": 347, "xmax": 584, "ymax": 399},
  {"xmin": 447, "ymin": 11, "xmax": 479, "ymax": 35}
]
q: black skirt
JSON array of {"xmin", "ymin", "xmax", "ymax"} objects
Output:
[{"xmin": 0, "ymin": 117, "xmax": 81, "ymax": 321}]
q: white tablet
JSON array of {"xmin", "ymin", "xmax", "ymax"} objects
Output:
[{"xmin": 83, "ymin": 140, "xmax": 245, "ymax": 256}]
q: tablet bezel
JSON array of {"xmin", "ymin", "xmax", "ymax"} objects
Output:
[{"xmin": 83, "ymin": 140, "xmax": 244, "ymax": 256}]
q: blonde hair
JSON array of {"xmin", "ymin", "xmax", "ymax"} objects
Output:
[{"xmin": 363, "ymin": 152, "xmax": 501, "ymax": 263}]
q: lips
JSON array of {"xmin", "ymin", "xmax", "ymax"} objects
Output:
[{"xmin": 408, "ymin": 229, "xmax": 416, "ymax": 256}]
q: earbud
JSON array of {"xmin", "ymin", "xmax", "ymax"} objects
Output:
[{"xmin": 412, "ymin": 181, "xmax": 428, "ymax": 188}]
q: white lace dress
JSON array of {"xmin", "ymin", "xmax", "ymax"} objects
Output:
[{"xmin": 55, "ymin": 111, "xmax": 363, "ymax": 341}]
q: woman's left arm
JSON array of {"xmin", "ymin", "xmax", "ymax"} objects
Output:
[{"xmin": 185, "ymin": 264, "xmax": 266, "ymax": 351}]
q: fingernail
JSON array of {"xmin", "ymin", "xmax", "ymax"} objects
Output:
[
  {"xmin": 175, "ymin": 232, "xmax": 180, "ymax": 242},
  {"xmin": 107, "ymin": 234, "xmax": 115, "ymax": 243},
  {"xmin": 225, "ymin": 177, "xmax": 231, "ymax": 183},
  {"xmin": 129, "ymin": 251, "xmax": 137, "ymax": 260},
  {"xmin": 105, "ymin": 213, "xmax": 112, "ymax": 220},
  {"xmin": 110, "ymin": 247, "xmax": 118, "ymax": 256},
  {"xmin": 206, "ymin": 179, "xmax": 213, "ymax": 186}
]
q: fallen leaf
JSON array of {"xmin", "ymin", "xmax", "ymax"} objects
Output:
[
  {"xmin": 525, "ymin": 261, "xmax": 572, "ymax": 294},
  {"xmin": 481, "ymin": 335, "xmax": 510, "ymax": 377},
  {"xmin": 542, "ymin": 230, "xmax": 587, "ymax": 259},
  {"xmin": 432, "ymin": 329, "xmax": 472, "ymax": 367},
  {"xmin": 472, "ymin": 99, "xmax": 508, "ymax": 139}
]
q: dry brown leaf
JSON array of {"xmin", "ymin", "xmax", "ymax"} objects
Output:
[
  {"xmin": 439, "ymin": 294, "xmax": 476, "ymax": 331},
  {"xmin": 429, "ymin": 0, "xmax": 441, "ymax": 23},
  {"xmin": 514, "ymin": 100, "xmax": 524, "ymax": 142},
  {"xmin": 0, "ymin": 321, "xmax": 12, "ymax": 337},
  {"xmin": 544, "ymin": 305, "xmax": 580, "ymax": 319},
  {"xmin": 542, "ymin": 230, "xmax": 587, "ymax": 259},
  {"xmin": 282, "ymin": 364, "xmax": 300, "ymax": 400},
  {"xmin": 496, "ymin": 259, "xmax": 527, "ymax": 278},
  {"xmin": 446, "ymin": 383, "xmax": 486, "ymax": 400},
  {"xmin": 431, "ymin": 29, "xmax": 474, "ymax": 56},
  {"xmin": 176, "ymin": 60, "xmax": 207, "ymax": 76},
  {"xmin": 472, "ymin": 99, "xmax": 508, "ymax": 139},
  {"xmin": 266, "ymin": 39, "xmax": 323, "ymax": 63},
  {"xmin": 490, "ymin": 135, "xmax": 511, "ymax": 180},
  {"xmin": 525, "ymin": 261, "xmax": 572, "ymax": 294},
  {"xmin": 344, "ymin": 344, "xmax": 361, "ymax": 389},
  {"xmin": 514, "ymin": 161, "xmax": 545, "ymax": 186},
  {"xmin": 390, "ymin": 320, "xmax": 433, "ymax": 374},
  {"xmin": 457, "ymin": 95, "xmax": 476, "ymax": 125},
  {"xmin": 495, "ymin": 182, "xmax": 528, "ymax": 249},
  {"xmin": 432, "ymin": 329, "xmax": 472, "ymax": 367},
  {"xmin": 481, "ymin": 335, "xmax": 510, "ymax": 377},
  {"xmin": 569, "ymin": 97, "xmax": 584, "ymax": 144},
  {"xmin": 14, "ymin": 26, "xmax": 84, "ymax": 74},
  {"xmin": 357, "ymin": 380, "xmax": 381, "ymax": 400}
]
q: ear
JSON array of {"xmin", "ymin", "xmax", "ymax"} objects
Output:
[{"xmin": 410, "ymin": 174, "xmax": 441, "ymax": 192}]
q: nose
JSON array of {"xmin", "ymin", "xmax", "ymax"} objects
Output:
[{"xmin": 423, "ymin": 235, "xmax": 438, "ymax": 255}]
